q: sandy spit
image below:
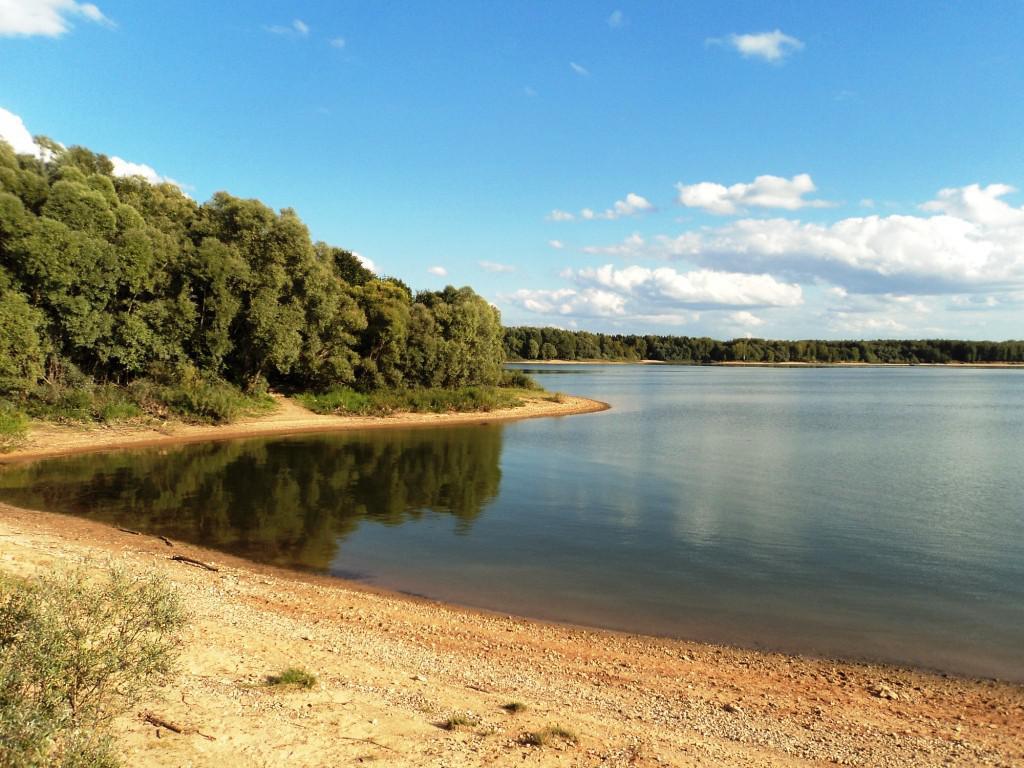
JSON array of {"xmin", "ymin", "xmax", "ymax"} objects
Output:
[
  {"xmin": 0, "ymin": 393, "xmax": 609, "ymax": 464},
  {"xmin": 0, "ymin": 506, "xmax": 1021, "ymax": 767}
]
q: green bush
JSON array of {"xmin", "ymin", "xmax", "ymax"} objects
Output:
[
  {"xmin": 0, "ymin": 567, "xmax": 185, "ymax": 768},
  {"xmin": 499, "ymin": 369, "xmax": 541, "ymax": 390},
  {"xmin": 0, "ymin": 402, "xmax": 28, "ymax": 452},
  {"xmin": 298, "ymin": 385, "xmax": 525, "ymax": 416}
]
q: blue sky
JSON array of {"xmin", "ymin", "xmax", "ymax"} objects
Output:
[{"xmin": 2, "ymin": 1, "xmax": 1024, "ymax": 340}]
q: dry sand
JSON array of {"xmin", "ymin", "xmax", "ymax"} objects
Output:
[
  {"xmin": 0, "ymin": 396, "xmax": 1021, "ymax": 766},
  {"xmin": 0, "ymin": 392, "xmax": 609, "ymax": 464}
]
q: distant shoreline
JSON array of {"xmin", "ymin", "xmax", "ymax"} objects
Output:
[{"xmin": 512, "ymin": 359, "xmax": 1024, "ymax": 368}]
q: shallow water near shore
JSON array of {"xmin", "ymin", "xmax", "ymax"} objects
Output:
[{"xmin": 2, "ymin": 365, "xmax": 1023, "ymax": 680}]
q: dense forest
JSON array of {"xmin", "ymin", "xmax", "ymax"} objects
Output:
[
  {"xmin": 504, "ymin": 327, "xmax": 1024, "ymax": 365},
  {"xmin": 0, "ymin": 137, "xmax": 507, "ymax": 427}
]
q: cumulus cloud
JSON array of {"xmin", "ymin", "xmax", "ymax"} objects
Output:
[
  {"xmin": 506, "ymin": 287, "xmax": 633, "ymax": 319},
  {"xmin": 329, "ymin": 36, "xmax": 346, "ymax": 48},
  {"xmin": 728, "ymin": 311, "xmax": 765, "ymax": 327},
  {"xmin": 570, "ymin": 61, "xmax": 589, "ymax": 76},
  {"xmin": 479, "ymin": 260, "xmax": 515, "ymax": 273},
  {"xmin": 566, "ymin": 264, "xmax": 803, "ymax": 308},
  {"xmin": 504, "ymin": 263, "xmax": 799, "ymax": 327},
  {"xmin": 427, "ymin": 265, "xmax": 448, "ymax": 277},
  {"xmin": 0, "ymin": 106, "xmax": 42, "ymax": 156},
  {"xmin": 713, "ymin": 29, "xmax": 804, "ymax": 62},
  {"xmin": 550, "ymin": 193, "xmax": 654, "ymax": 223},
  {"xmin": 676, "ymin": 173, "xmax": 831, "ymax": 215},
  {"xmin": 0, "ymin": 0, "xmax": 112, "ymax": 37},
  {"xmin": 578, "ymin": 182, "xmax": 1024, "ymax": 297},
  {"xmin": 353, "ymin": 252, "xmax": 377, "ymax": 273},
  {"xmin": 109, "ymin": 156, "xmax": 177, "ymax": 186},
  {"xmin": 548, "ymin": 239, "xmax": 565, "ymax": 250},
  {"xmin": 1, "ymin": 106, "xmax": 183, "ymax": 188}
]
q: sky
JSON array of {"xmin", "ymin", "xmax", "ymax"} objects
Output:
[{"xmin": 2, "ymin": 1, "xmax": 1024, "ymax": 340}]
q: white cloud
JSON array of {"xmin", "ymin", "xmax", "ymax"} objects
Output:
[
  {"xmin": 547, "ymin": 239, "xmax": 565, "ymax": 249},
  {"xmin": 551, "ymin": 193, "xmax": 654, "ymax": 222},
  {"xmin": 716, "ymin": 29, "xmax": 804, "ymax": 62},
  {"xmin": 859, "ymin": 198, "xmax": 876, "ymax": 208},
  {"xmin": 570, "ymin": 61, "xmax": 589, "ymax": 77},
  {"xmin": 581, "ymin": 232, "xmax": 646, "ymax": 257},
  {"xmin": 547, "ymin": 209, "xmax": 575, "ymax": 222},
  {"xmin": 0, "ymin": 106, "xmax": 42, "ymax": 156},
  {"xmin": 728, "ymin": 311, "xmax": 765, "ymax": 327},
  {"xmin": 676, "ymin": 173, "xmax": 831, "ymax": 215},
  {"xmin": 508, "ymin": 287, "xmax": 627, "ymax": 318},
  {"xmin": 504, "ymin": 264, "xmax": 797, "ymax": 327},
  {"xmin": 266, "ymin": 19, "xmax": 309, "ymax": 37},
  {"xmin": 608, "ymin": 10, "xmax": 624, "ymax": 28},
  {"xmin": 523, "ymin": 86, "xmax": 538, "ymax": 97},
  {"xmin": 567, "ymin": 264, "xmax": 803, "ymax": 307},
  {"xmin": 427, "ymin": 265, "xmax": 448, "ymax": 277},
  {"xmin": 110, "ymin": 156, "xmax": 177, "ymax": 186},
  {"xmin": 479, "ymin": 260, "xmax": 515, "ymax": 273},
  {"xmin": 0, "ymin": 0, "xmax": 112, "ymax": 37},
  {"xmin": 329, "ymin": 36, "xmax": 346, "ymax": 48},
  {"xmin": 919, "ymin": 183, "xmax": 1024, "ymax": 227},
  {"xmin": 353, "ymin": 252, "xmax": 377, "ymax": 273}
]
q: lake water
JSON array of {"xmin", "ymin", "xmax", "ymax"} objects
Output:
[{"xmin": 2, "ymin": 365, "xmax": 1023, "ymax": 680}]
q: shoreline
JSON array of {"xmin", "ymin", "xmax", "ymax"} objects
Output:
[
  {"xmin": 0, "ymin": 392, "xmax": 610, "ymax": 464},
  {"xmin": 0, "ymin": 503, "xmax": 1020, "ymax": 766},
  {"xmin": 512, "ymin": 359, "xmax": 1024, "ymax": 368}
]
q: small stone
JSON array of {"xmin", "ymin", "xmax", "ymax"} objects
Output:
[{"xmin": 723, "ymin": 703, "xmax": 742, "ymax": 714}]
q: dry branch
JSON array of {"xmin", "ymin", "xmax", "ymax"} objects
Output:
[
  {"xmin": 169, "ymin": 555, "xmax": 219, "ymax": 572},
  {"xmin": 141, "ymin": 712, "xmax": 215, "ymax": 741}
]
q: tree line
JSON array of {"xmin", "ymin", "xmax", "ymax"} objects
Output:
[
  {"xmin": 0, "ymin": 138, "xmax": 505, "ymax": 400},
  {"xmin": 504, "ymin": 327, "xmax": 1024, "ymax": 365}
]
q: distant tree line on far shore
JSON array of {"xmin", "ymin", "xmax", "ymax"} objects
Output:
[{"xmin": 504, "ymin": 326, "xmax": 1024, "ymax": 365}]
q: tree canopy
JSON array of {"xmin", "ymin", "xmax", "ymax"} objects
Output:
[{"xmin": 0, "ymin": 138, "xmax": 504, "ymax": 396}]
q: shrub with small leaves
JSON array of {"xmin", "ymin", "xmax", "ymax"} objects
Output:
[{"xmin": 0, "ymin": 567, "xmax": 185, "ymax": 767}]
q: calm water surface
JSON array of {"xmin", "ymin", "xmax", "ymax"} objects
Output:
[{"xmin": 2, "ymin": 366, "xmax": 1023, "ymax": 680}]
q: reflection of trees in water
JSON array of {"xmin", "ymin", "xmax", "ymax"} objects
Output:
[{"xmin": 0, "ymin": 427, "xmax": 504, "ymax": 571}]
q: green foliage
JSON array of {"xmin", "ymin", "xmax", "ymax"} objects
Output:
[
  {"xmin": 505, "ymin": 326, "xmax": 1024, "ymax": 365},
  {"xmin": 0, "ymin": 402, "xmax": 28, "ymax": 452},
  {"xmin": 297, "ymin": 385, "xmax": 524, "ymax": 416},
  {"xmin": 0, "ymin": 567, "xmax": 185, "ymax": 768},
  {"xmin": 265, "ymin": 668, "xmax": 317, "ymax": 688},
  {"xmin": 0, "ymin": 135, "xmax": 506, "ymax": 412},
  {"xmin": 499, "ymin": 369, "xmax": 540, "ymax": 390}
]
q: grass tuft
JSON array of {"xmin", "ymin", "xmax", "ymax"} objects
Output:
[
  {"xmin": 297, "ymin": 385, "xmax": 528, "ymax": 417},
  {"xmin": 440, "ymin": 713, "xmax": 477, "ymax": 730},
  {"xmin": 519, "ymin": 725, "xmax": 579, "ymax": 747},
  {"xmin": 0, "ymin": 401, "xmax": 28, "ymax": 452},
  {"xmin": 501, "ymin": 701, "xmax": 526, "ymax": 714},
  {"xmin": 265, "ymin": 667, "xmax": 317, "ymax": 688}
]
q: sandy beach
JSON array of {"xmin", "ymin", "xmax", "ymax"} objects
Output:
[
  {"xmin": 0, "ymin": 392, "xmax": 609, "ymax": 464},
  {"xmin": 0, "ymin": 396, "xmax": 1021, "ymax": 767}
]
